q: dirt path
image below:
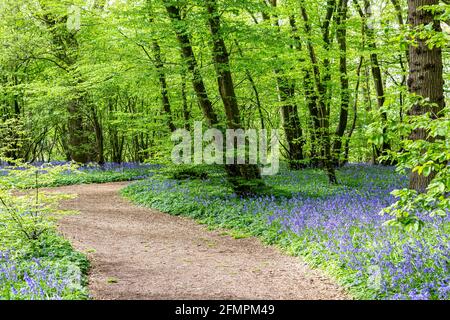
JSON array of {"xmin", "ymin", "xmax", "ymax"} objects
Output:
[{"xmin": 53, "ymin": 182, "xmax": 349, "ymax": 300}]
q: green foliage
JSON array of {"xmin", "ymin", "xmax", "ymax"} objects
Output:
[
  {"xmin": 0, "ymin": 0, "xmax": 424, "ymax": 165},
  {"xmin": 163, "ymin": 164, "xmax": 212, "ymax": 180},
  {"xmin": 122, "ymin": 166, "xmax": 450, "ymax": 300},
  {"xmin": 1, "ymin": 0, "xmax": 449, "ymax": 301},
  {"xmin": 0, "ymin": 162, "xmax": 80, "ymax": 190},
  {"xmin": 0, "ymin": 163, "xmax": 157, "ymax": 189},
  {"xmin": 226, "ymin": 177, "xmax": 266, "ymax": 196},
  {"xmin": 0, "ymin": 163, "xmax": 89, "ymax": 300},
  {"xmin": 381, "ymin": 104, "xmax": 450, "ymax": 227}
]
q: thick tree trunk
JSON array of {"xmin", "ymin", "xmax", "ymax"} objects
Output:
[
  {"xmin": 67, "ymin": 98, "xmax": 89, "ymax": 163},
  {"xmin": 407, "ymin": 0, "xmax": 445, "ymax": 192},
  {"xmin": 108, "ymin": 98, "xmax": 124, "ymax": 163},
  {"xmin": 164, "ymin": 3, "xmax": 219, "ymax": 126},
  {"xmin": 40, "ymin": 10, "xmax": 92, "ymax": 163}
]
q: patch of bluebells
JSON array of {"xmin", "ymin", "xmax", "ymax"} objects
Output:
[
  {"xmin": 0, "ymin": 161, "xmax": 162, "ymax": 183},
  {"xmin": 0, "ymin": 251, "xmax": 86, "ymax": 300},
  {"xmin": 1, "ymin": 161, "xmax": 162, "ymax": 172},
  {"xmin": 78, "ymin": 162, "xmax": 161, "ymax": 172},
  {"xmin": 126, "ymin": 164, "xmax": 450, "ymax": 300}
]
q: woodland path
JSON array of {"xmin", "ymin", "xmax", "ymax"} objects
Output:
[{"xmin": 52, "ymin": 182, "xmax": 349, "ymax": 300}]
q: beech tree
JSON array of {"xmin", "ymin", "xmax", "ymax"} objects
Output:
[
  {"xmin": 407, "ymin": 0, "xmax": 446, "ymax": 192},
  {"xmin": 0, "ymin": 0, "xmax": 448, "ymax": 196}
]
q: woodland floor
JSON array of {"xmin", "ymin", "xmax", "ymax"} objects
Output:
[{"xmin": 50, "ymin": 182, "xmax": 349, "ymax": 300}]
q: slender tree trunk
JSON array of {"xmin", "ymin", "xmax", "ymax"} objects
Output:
[
  {"xmin": 390, "ymin": 0, "xmax": 409, "ymax": 140},
  {"xmin": 265, "ymin": 2, "xmax": 305, "ymax": 170},
  {"xmin": 390, "ymin": 0, "xmax": 410, "ymax": 65},
  {"xmin": 332, "ymin": 0, "xmax": 350, "ymax": 166},
  {"xmin": 407, "ymin": 0, "xmax": 445, "ymax": 192},
  {"xmin": 276, "ymin": 77, "xmax": 304, "ymax": 169},
  {"xmin": 304, "ymin": 71, "xmax": 322, "ymax": 167},
  {"xmin": 142, "ymin": 3, "xmax": 176, "ymax": 132},
  {"xmin": 290, "ymin": 16, "xmax": 320, "ymax": 167},
  {"xmin": 205, "ymin": 0, "xmax": 261, "ymax": 181},
  {"xmin": 354, "ymin": 0, "xmax": 391, "ymax": 161},
  {"xmin": 92, "ymin": 110, "xmax": 104, "ymax": 164},
  {"xmin": 234, "ymin": 39, "xmax": 265, "ymax": 130},
  {"xmin": 343, "ymin": 56, "xmax": 363, "ymax": 164},
  {"xmin": 181, "ymin": 70, "xmax": 191, "ymax": 130},
  {"xmin": 321, "ymin": 0, "xmax": 336, "ymax": 113},
  {"xmin": 300, "ymin": 4, "xmax": 338, "ymax": 184},
  {"xmin": 164, "ymin": 2, "xmax": 219, "ymax": 126},
  {"xmin": 264, "ymin": 2, "xmax": 304, "ymax": 170},
  {"xmin": 151, "ymin": 39, "xmax": 176, "ymax": 132}
]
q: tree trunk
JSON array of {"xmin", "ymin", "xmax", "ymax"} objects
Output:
[
  {"xmin": 390, "ymin": 0, "xmax": 410, "ymax": 65},
  {"xmin": 332, "ymin": 0, "xmax": 350, "ymax": 166},
  {"xmin": 343, "ymin": 56, "xmax": 363, "ymax": 164},
  {"xmin": 300, "ymin": 4, "xmax": 338, "ymax": 184},
  {"xmin": 320, "ymin": 0, "xmax": 336, "ymax": 113},
  {"xmin": 356, "ymin": 0, "xmax": 391, "ymax": 161},
  {"xmin": 262, "ymin": 3, "xmax": 305, "ymax": 170},
  {"xmin": 181, "ymin": 70, "xmax": 191, "ymax": 130},
  {"xmin": 164, "ymin": 2, "xmax": 219, "ymax": 126},
  {"xmin": 151, "ymin": 39, "xmax": 176, "ymax": 132},
  {"xmin": 205, "ymin": 0, "xmax": 261, "ymax": 181},
  {"xmin": 407, "ymin": 0, "xmax": 445, "ymax": 192},
  {"xmin": 276, "ymin": 77, "xmax": 304, "ymax": 169},
  {"xmin": 40, "ymin": 10, "xmax": 92, "ymax": 163},
  {"xmin": 67, "ymin": 98, "xmax": 89, "ymax": 163},
  {"xmin": 108, "ymin": 98, "xmax": 123, "ymax": 163},
  {"xmin": 234, "ymin": 39, "xmax": 265, "ymax": 130},
  {"xmin": 91, "ymin": 105, "xmax": 104, "ymax": 164}
]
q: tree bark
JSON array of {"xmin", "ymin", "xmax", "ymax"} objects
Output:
[
  {"xmin": 332, "ymin": 0, "xmax": 350, "ymax": 166},
  {"xmin": 40, "ymin": 10, "xmax": 91, "ymax": 163},
  {"xmin": 289, "ymin": 16, "xmax": 320, "ymax": 167},
  {"xmin": 91, "ymin": 105, "xmax": 104, "ymax": 164},
  {"xmin": 300, "ymin": 4, "xmax": 338, "ymax": 184},
  {"xmin": 234, "ymin": 39, "xmax": 265, "ymax": 130},
  {"xmin": 181, "ymin": 70, "xmax": 191, "ymax": 130},
  {"xmin": 276, "ymin": 77, "xmax": 305, "ymax": 169},
  {"xmin": 151, "ymin": 39, "xmax": 176, "ymax": 132},
  {"xmin": 164, "ymin": 2, "xmax": 219, "ymax": 126},
  {"xmin": 205, "ymin": 0, "xmax": 261, "ymax": 181},
  {"xmin": 354, "ymin": 0, "xmax": 391, "ymax": 162},
  {"xmin": 343, "ymin": 56, "xmax": 363, "ymax": 164},
  {"xmin": 263, "ymin": 2, "xmax": 304, "ymax": 170},
  {"xmin": 407, "ymin": 0, "xmax": 446, "ymax": 192}
]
